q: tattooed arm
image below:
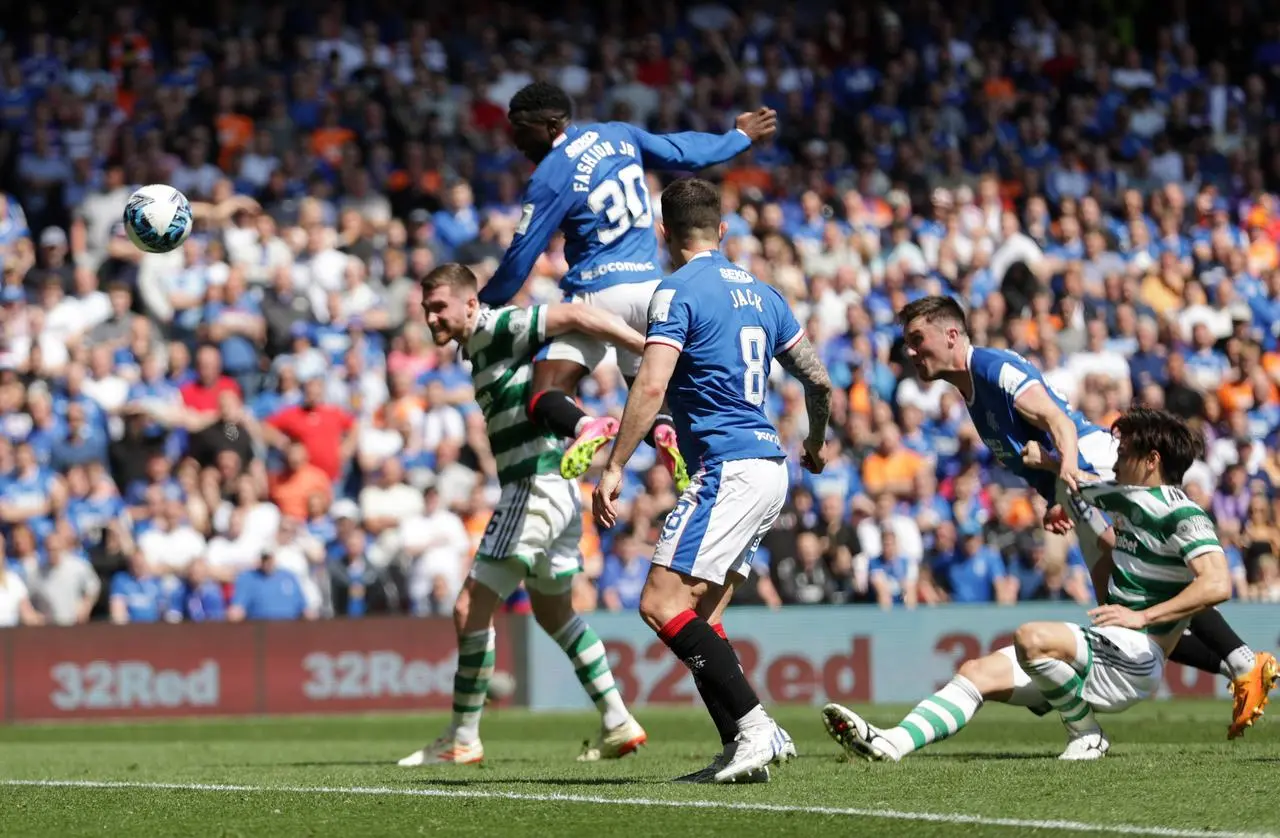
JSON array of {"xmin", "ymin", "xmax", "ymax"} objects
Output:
[{"xmin": 775, "ymin": 336, "xmax": 833, "ymax": 473}]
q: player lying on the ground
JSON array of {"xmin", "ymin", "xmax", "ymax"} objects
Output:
[
  {"xmin": 479, "ymin": 82, "xmax": 778, "ymax": 494},
  {"xmin": 823, "ymin": 408, "xmax": 1239, "ymax": 761},
  {"xmin": 398, "ymin": 263, "xmax": 646, "ymax": 767},
  {"xmin": 594, "ymin": 178, "xmax": 833, "ymax": 784},
  {"xmin": 897, "ymin": 295, "xmax": 1277, "ymax": 738}
]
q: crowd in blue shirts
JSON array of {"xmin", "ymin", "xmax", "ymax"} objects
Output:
[{"xmin": 3, "ymin": 1, "xmax": 1280, "ymax": 626}]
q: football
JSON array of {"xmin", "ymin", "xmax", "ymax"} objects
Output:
[{"xmin": 123, "ymin": 184, "xmax": 194, "ymax": 254}]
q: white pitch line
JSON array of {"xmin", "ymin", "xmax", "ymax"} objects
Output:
[{"xmin": 1, "ymin": 779, "xmax": 1270, "ymax": 838}]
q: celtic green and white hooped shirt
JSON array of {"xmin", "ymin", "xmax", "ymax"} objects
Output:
[
  {"xmin": 464, "ymin": 305, "xmax": 563, "ymax": 485},
  {"xmin": 1078, "ymin": 482, "xmax": 1222, "ymax": 635}
]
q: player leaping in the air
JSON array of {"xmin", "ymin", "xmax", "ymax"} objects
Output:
[
  {"xmin": 397, "ymin": 263, "xmax": 646, "ymax": 767},
  {"xmin": 593, "ymin": 179, "xmax": 834, "ymax": 783},
  {"xmin": 823, "ymin": 408, "xmax": 1232, "ymax": 761},
  {"xmin": 479, "ymin": 81, "xmax": 777, "ymax": 494},
  {"xmin": 894, "ymin": 295, "xmax": 1276, "ymax": 738}
]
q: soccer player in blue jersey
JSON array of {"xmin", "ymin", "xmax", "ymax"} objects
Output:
[
  {"xmin": 895, "ymin": 295, "xmax": 1276, "ymax": 738},
  {"xmin": 479, "ymin": 82, "xmax": 777, "ymax": 494},
  {"xmin": 593, "ymin": 179, "xmax": 834, "ymax": 783}
]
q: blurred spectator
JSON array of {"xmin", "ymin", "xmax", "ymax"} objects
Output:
[
  {"xmin": 0, "ymin": 533, "xmax": 41, "ymax": 627},
  {"xmin": 228, "ymin": 549, "xmax": 315, "ymax": 622},
  {"xmin": 26, "ymin": 528, "xmax": 100, "ymax": 626},
  {"xmin": 109, "ymin": 550, "xmax": 172, "ymax": 625},
  {"xmin": 269, "ymin": 443, "xmax": 332, "ymax": 519},
  {"xmin": 598, "ymin": 527, "xmax": 650, "ymax": 612},
  {"xmin": 940, "ymin": 524, "xmax": 1020, "ymax": 605},
  {"xmin": 182, "ymin": 558, "xmax": 228, "ymax": 623},
  {"xmin": 400, "ymin": 485, "xmax": 469, "ymax": 614},
  {"xmin": 776, "ymin": 531, "xmax": 839, "ymax": 605},
  {"xmin": 329, "ymin": 528, "xmax": 393, "ymax": 617},
  {"xmin": 264, "ymin": 376, "xmax": 355, "ymax": 482},
  {"xmin": 869, "ymin": 529, "xmax": 918, "ymax": 610}
]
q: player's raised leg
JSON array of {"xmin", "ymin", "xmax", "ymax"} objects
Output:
[
  {"xmin": 526, "ymin": 587, "xmax": 647, "ymax": 760},
  {"xmin": 823, "ymin": 647, "xmax": 1049, "ymax": 762},
  {"xmin": 1014, "ymin": 621, "xmax": 1109, "ymax": 759},
  {"xmin": 1181, "ymin": 608, "xmax": 1279, "ymax": 738},
  {"xmin": 397, "ymin": 576, "xmax": 499, "ymax": 766},
  {"xmin": 526, "ymin": 357, "xmax": 617, "ymax": 472}
]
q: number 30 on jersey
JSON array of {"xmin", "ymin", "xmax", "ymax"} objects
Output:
[{"xmin": 588, "ymin": 163, "xmax": 652, "ymax": 244}]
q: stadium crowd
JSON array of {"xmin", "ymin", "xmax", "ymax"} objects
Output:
[{"xmin": 4, "ymin": 0, "xmax": 1280, "ymax": 627}]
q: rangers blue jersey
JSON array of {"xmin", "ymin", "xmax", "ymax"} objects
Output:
[
  {"xmin": 646, "ymin": 251, "xmax": 803, "ymax": 470},
  {"xmin": 478, "ymin": 122, "xmax": 752, "ymax": 306},
  {"xmin": 965, "ymin": 346, "xmax": 1107, "ymax": 499}
]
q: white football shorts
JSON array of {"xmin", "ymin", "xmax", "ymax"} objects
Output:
[
  {"xmin": 998, "ymin": 623, "xmax": 1164, "ymax": 715},
  {"xmin": 652, "ymin": 457, "xmax": 788, "ymax": 586},
  {"xmin": 537, "ymin": 279, "xmax": 660, "ymax": 378},
  {"xmin": 471, "ymin": 471, "xmax": 582, "ymax": 598}
]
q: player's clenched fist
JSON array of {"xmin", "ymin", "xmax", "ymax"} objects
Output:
[
  {"xmin": 801, "ymin": 439, "xmax": 827, "ymax": 475},
  {"xmin": 736, "ymin": 108, "xmax": 778, "ymax": 143}
]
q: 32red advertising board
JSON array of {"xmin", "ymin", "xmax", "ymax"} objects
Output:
[
  {"xmin": 8, "ymin": 622, "xmax": 257, "ymax": 722},
  {"xmin": 1, "ymin": 616, "xmax": 500, "ymax": 723}
]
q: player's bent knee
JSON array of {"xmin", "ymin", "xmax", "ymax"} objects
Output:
[
  {"xmin": 453, "ymin": 577, "xmax": 500, "ymax": 636},
  {"xmin": 1014, "ymin": 622, "xmax": 1054, "ymax": 660},
  {"xmin": 637, "ymin": 587, "xmax": 674, "ymax": 633}
]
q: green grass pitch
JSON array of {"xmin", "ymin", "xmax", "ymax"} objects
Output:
[{"xmin": 0, "ymin": 700, "xmax": 1274, "ymax": 837}]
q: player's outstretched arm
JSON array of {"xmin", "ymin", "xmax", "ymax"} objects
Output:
[
  {"xmin": 478, "ymin": 180, "xmax": 565, "ymax": 307},
  {"xmin": 629, "ymin": 108, "xmax": 776, "ymax": 170},
  {"xmin": 543, "ymin": 303, "xmax": 645, "ymax": 357},
  {"xmin": 775, "ymin": 336, "xmax": 833, "ymax": 472},
  {"xmin": 1014, "ymin": 385, "xmax": 1082, "ymax": 490}
]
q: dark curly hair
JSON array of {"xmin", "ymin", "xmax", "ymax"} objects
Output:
[
  {"xmin": 1112, "ymin": 407, "xmax": 1205, "ymax": 485},
  {"xmin": 508, "ymin": 82, "xmax": 573, "ymax": 121}
]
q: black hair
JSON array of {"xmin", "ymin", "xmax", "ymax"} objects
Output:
[
  {"xmin": 659, "ymin": 178, "xmax": 721, "ymax": 243},
  {"xmin": 1111, "ymin": 407, "xmax": 1205, "ymax": 485},
  {"xmin": 508, "ymin": 82, "xmax": 573, "ymax": 120}
]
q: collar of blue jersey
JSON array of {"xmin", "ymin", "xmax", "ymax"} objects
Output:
[
  {"xmin": 689, "ymin": 250, "xmax": 716, "ymax": 261},
  {"xmin": 552, "ymin": 125, "xmax": 580, "ymax": 148}
]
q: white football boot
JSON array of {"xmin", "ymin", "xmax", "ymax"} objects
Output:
[
  {"xmin": 674, "ymin": 747, "xmax": 771, "ymax": 784},
  {"xmin": 1058, "ymin": 730, "xmax": 1110, "ymax": 761},
  {"xmin": 577, "ymin": 715, "xmax": 648, "ymax": 762},
  {"xmin": 713, "ymin": 720, "xmax": 794, "ymax": 784},
  {"xmin": 821, "ymin": 703, "xmax": 902, "ymax": 762},
  {"xmin": 397, "ymin": 734, "xmax": 484, "ymax": 766}
]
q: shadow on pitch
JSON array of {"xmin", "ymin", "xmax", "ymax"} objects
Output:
[
  {"xmin": 912, "ymin": 751, "xmax": 1054, "ymax": 761},
  {"xmin": 413, "ymin": 777, "xmax": 668, "ymax": 787},
  {"xmin": 216, "ymin": 760, "xmax": 396, "ymax": 768}
]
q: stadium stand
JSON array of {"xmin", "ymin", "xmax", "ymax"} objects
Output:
[{"xmin": 2, "ymin": 0, "xmax": 1280, "ymax": 627}]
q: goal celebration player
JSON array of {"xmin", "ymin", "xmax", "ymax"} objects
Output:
[
  {"xmin": 593, "ymin": 178, "xmax": 834, "ymax": 783},
  {"xmin": 397, "ymin": 263, "xmax": 646, "ymax": 767},
  {"xmin": 895, "ymin": 295, "xmax": 1276, "ymax": 738},
  {"xmin": 823, "ymin": 408, "xmax": 1233, "ymax": 760},
  {"xmin": 480, "ymin": 82, "xmax": 777, "ymax": 494}
]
